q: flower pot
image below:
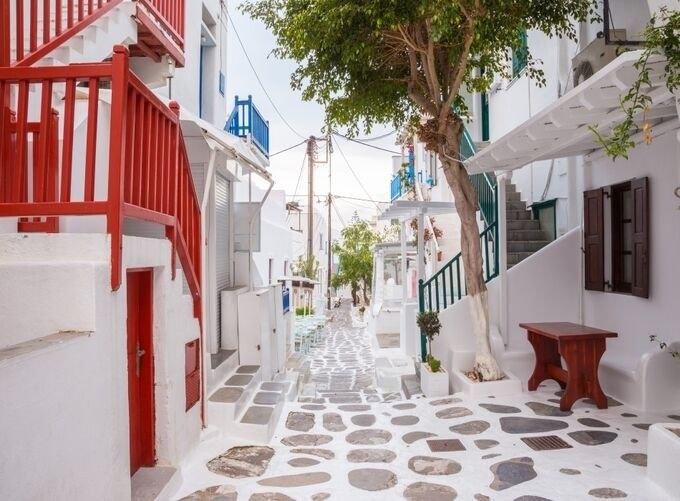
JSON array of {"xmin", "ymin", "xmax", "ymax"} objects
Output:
[
  {"xmin": 420, "ymin": 363, "xmax": 449, "ymax": 398},
  {"xmin": 451, "ymin": 369, "xmax": 522, "ymax": 397}
]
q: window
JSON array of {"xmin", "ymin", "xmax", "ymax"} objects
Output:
[
  {"xmin": 583, "ymin": 177, "xmax": 649, "ymax": 297},
  {"xmin": 185, "ymin": 339, "xmax": 201, "ymax": 411},
  {"xmin": 512, "ymin": 30, "xmax": 528, "ymax": 78}
]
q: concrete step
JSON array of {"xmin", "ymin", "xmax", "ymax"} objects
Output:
[
  {"xmin": 507, "ymin": 219, "xmax": 541, "ymax": 230},
  {"xmin": 506, "ymin": 209, "xmax": 532, "ymax": 221},
  {"xmin": 505, "ymin": 200, "xmax": 528, "ymax": 211},
  {"xmin": 506, "ymin": 191, "xmax": 522, "ymax": 202},
  {"xmin": 507, "ymin": 229, "xmax": 546, "ymax": 241},
  {"xmin": 505, "ymin": 183, "xmax": 517, "ymax": 193},
  {"xmin": 401, "ymin": 373, "xmax": 423, "ymax": 400},
  {"xmin": 235, "ymin": 380, "xmax": 289, "ymax": 443},
  {"xmin": 507, "ymin": 240, "xmax": 549, "ymax": 253},
  {"xmin": 507, "ymin": 251, "xmax": 535, "ymax": 267},
  {"xmin": 207, "ymin": 365, "xmax": 262, "ymax": 427}
]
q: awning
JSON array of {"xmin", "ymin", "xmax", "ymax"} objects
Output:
[
  {"xmin": 178, "ymin": 108, "xmax": 272, "ymax": 182},
  {"xmin": 378, "ymin": 200, "xmax": 456, "ymax": 222},
  {"xmin": 465, "ymin": 51, "xmax": 678, "ymax": 174}
]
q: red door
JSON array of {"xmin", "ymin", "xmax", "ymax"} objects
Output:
[{"xmin": 127, "ymin": 270, "xmax": 155, "ymax": 475}]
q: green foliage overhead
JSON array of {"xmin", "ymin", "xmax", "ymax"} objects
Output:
[
  {"xmin": 291, "ymin": 255, "xmax": 319, "ymax": 279},
  {"xmin": 242, "ymin": 0, "xmax": 598, "ymax": 136},
  {"xmin": 592, "ymin": 7, "xmax": 680, "ymax": 160},
  {"xmin": 331, "ymin": 219, "xmax": 381, "ymax": 297}
]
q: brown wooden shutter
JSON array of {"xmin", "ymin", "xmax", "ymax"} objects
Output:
[
  {"xmin": 631, "ymin": 177, "xmax": 649, "ymax": 298},
  {"xmin": 584, "ymin": 188, "xmax": 604, "ymax": 291}
]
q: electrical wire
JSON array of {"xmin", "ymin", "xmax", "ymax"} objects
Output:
[
  {"xmin": 331, "ymin": 196, "xmax": 347, "ymax": 228},
  {"xmin": 333, "ymin": 132, "xmax": 401, "ymax": 154},
  {"xmin": 270, "ymin": 140, "xmax": 307, "ymax": 157},
  {"xmin": 225, "ymin": 11, "xmax": 308, "ymax": 140},
  {"xmin": 334, "ymin": 194, "xmax": 391, "ymax": 204},
  {"xmin": 350, "ymin": 129, "xmax": 397, "ymax": 142},
  {"xmin": 332, "ymin": 139, "xmax": 382, "ymax": 210}
]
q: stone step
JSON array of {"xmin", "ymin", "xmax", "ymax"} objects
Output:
[
  {"xmin": 508, "ymin": 251, "xmax": 535, "ymax": 267},
  {"xmin": 207, "ymin": 365, "xmax": 262, "ymax": 428},
  {"xmin": 401, "ymin": 373, "xmax": 423, "ymax": 400},
  {"xmin": 507, "ymin": 219, "xmax": 541, "ymax": 230},
  {"xmin": 505, "ymin": 183, "xmax": 517, "ymax": 193},
  {"xmin": 507, "ymin": 229, "xmax": 546, "ymax": 241},
  {"xmin": 505, "ymin": 200, "xmax": 528, "ymax": 211},
  {"xmin": 506, "ymin": 191, "xmax": 522, "ymax": 202},
  {"xmin": 506, "ymin": 209, "xmax": 532, "ymax": 221},
  {"xmin": 507, "ymin": 240, "xmax": 550, "ymax": 253}
]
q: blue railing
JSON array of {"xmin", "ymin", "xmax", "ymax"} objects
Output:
[
  {"xmin": 282, "ymin": 287, "xmax": 290, "ymax": 314},
  {"xmin": 417, "ymin": 125, "xmax": 499, "ymax": 359},
  {"xmin": 226, "ymin": 95, "xmax": 270, "ymax": 158},
  {"xmin": 390, "ymin": 164, "xmax": 414, "ymax": 201}
]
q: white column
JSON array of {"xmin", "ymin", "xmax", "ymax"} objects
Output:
[
  {"xmin": 400, "ymin": 220, "xmax": 407, "ymax": 303},
  {"xmin": 417, "ymin": 211, "xmax": 425, "ymax": 281},
  {"xmin": 497, "ymin": 173, "xmax": 509, "ymax": 345}
]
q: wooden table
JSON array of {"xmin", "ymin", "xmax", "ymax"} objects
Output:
[{"xmin": 520, "ymin": 322, "xmax": 618, "ymax": 411}]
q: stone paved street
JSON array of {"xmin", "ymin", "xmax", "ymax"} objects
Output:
[{"xmin": 174, "ymin": 308, "xmax": 679, "ymax": 501}]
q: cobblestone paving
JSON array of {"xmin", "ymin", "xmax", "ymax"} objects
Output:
[{"xmin": 175, "ymin": 308, "xmax": 678, "ymax": 501}]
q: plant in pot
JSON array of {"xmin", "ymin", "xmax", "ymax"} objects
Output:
[
  {"xmin": 417, "ymin": 310, "xmax": 449, "ymax": 397},
  {"xmin": 358, "ymin": 305, "xmax": 366, "ymax": 319}
]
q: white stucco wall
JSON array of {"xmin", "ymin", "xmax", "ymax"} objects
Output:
[{"xmin": 0, "ymin": 234, "xmax": 201, "ymax": 500}]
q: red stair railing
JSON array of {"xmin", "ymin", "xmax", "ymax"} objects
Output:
[
  {"xmin": 0, "ymin": 46, "xmax": 201, "ymax": 316},
  {"xmin": 138, "ymin": 0, "xmax": 185, "ymax": 50}
]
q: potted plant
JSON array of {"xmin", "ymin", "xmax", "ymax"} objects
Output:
[
  {"xmin": 417, "ymin": 310, "xmax": 449, "ymax": 397},
  {"xmin": 358, "ymin": 305, "xmax": 366, "ymax": 320}
]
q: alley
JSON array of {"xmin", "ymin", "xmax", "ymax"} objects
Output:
[{"xmin": 174, "ymin": 309, "xmax": 677, "ymax": 501}]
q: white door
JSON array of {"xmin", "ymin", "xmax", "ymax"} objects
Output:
[{"xmin": 215, "ymin": 173, "xmax": 232, "ymax": 350}]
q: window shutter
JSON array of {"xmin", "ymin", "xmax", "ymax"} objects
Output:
[
  {"xmin": 631, "ymin": 177, "xmax": 649, "ymax": 298},
  {"xmin": 584, "ymin": 188, "xmax": 604, "ymax": 291}
]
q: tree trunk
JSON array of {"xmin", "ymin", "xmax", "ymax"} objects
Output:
[
  {"xmin": 351, "ymin": 285, "xmax": 358, "ymax": 306},
  {"xmin": 362, "ymin": 284, "xmax": 369, "ymax": 305},
  {"xmin": 437, "ymin": 121, "xmax": 503, "ymax": 382}
]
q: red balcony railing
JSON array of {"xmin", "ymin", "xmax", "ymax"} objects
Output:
[
  {"xmin": 0, "ymin": 46, "xmax": 200, "ymax": 316},
  {"xmin": 1, "ymin": 0, "xmax": 186, "ymax": 67}
]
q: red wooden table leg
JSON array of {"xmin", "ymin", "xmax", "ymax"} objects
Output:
[
  {"xmin": 559, "ymin": 338, "xmax": 608, "ymax": 411},
  {"xmin": 527, "ymin": 331, "xmax": 563, "ymax": 391}
]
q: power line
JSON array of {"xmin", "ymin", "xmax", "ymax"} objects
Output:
[
  {"xmin": 289, "ymin": 149, "xmax": 307, "ymax": 202},
  {"xmin": 225, "ymin": 11, "xmax": 308, "ymax": 140},
  {"xmin": 331, "ymin": 196, "xmax": 347, "ymax": 228},
  {"xmin": 351, "ymin": 129, "xmax": 397, "ymax": 142},
  {"xmin": 332, "ymin": 139, "xmax": 382, "ymax": 211},
  {"xmin": 270, "ymin": 140, "xmax": 307, "ymax": 157},
  {"xmin": 334, "ymin": 194, "xmax": 391, "ymax": 204},
  {"xmin": 333, "ymin": 132, "xmax": 401, "ymax": 154}
]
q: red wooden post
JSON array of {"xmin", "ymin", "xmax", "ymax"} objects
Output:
[
  {"xmin": 0, "ymin": 0, "xmax": 10, "ymax": 66},
  {"xmin": 167, "ymin": 101, "xmax": 180, "ymax": 280},
  {"xmin": 107, "ymin": 45, "xmax": 129, "ymax": 291}
]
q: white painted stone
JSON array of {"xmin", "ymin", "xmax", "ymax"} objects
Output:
[
  {"xmin": 420, "ymin": 363, "xmax": 450, "ymax": 398},
  {"xmin": 647, "ymin": 423, "xmax": 680, "ymax": 498}
]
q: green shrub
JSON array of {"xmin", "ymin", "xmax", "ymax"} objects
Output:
[
  {"xmin": 426, "ymin": 354, "xmax": 442, "ymax": 373},
  {"xmin": 295, "ymin": 307, "xmax": 315, "ymax": 316}
]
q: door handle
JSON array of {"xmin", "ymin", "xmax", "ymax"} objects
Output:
[{"xmin": 136, "ymin": 342, "xmax": 146, "ymax": 377}]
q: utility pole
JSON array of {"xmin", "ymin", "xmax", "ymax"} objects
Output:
[
  {"xmin": 327, "ymin": 135, "xmax": 333, "ymax": 310},
  {"xmin": 306, "ymin": 136, "xmax": 316, "ymax": 259}
]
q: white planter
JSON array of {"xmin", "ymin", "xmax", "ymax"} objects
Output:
[
  {"xmin": 648, "ymin": 423, "xmax": 680, "ymax": 498},
  {"xmin": 452, "ymin": 369, "xmax": 523, "ymax": 397},
  {"xmin": 420, "ymin": 363, "xmax": 450, "ymax": 398}
]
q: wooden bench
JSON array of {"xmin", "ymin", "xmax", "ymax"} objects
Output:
[{"xmin": 520, "ymin": 322, "xmax": 618, "ymax": 411}]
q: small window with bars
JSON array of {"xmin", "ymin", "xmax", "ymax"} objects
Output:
[{"xmin": 185, "ymin": 339, "xmax": 201, "ymax": 411}]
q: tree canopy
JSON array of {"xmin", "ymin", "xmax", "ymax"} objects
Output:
[{"xmin": 331, "ymin": 219, "xmax": 380, "ymax": 305}]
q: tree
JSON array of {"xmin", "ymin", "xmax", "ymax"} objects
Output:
[
  {"xmin": 291, "ymin": 255, "xmax": 319, "ymax": 279},
  {"xmin": 331, "ymin": 219, "xmax": 380, "ymax": 306},
  {"xmin": 244, "ymin": 0, "xmax": 597, "ymax": 380},
  {"xmin": 592, "ymin": 7, "xmax": 680, "ymax": 160}
]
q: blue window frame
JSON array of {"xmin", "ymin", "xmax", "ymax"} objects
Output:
[{"xmin": 512, "ymin": 30, "xmax": 528, "ymax": 78}]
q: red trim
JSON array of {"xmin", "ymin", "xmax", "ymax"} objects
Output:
[
  {"xmin": 122, "ymin": 203, "xmax": 175, "ymax": 226},
  {"xmin": 133, "ymin": 7, "xmax": 186, "ymax": 68}
]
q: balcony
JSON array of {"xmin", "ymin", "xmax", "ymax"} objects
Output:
[
  {"xmin": 226, "ymin": 95, "xmax": 270, "ymax": 158},
  {"xmin": 0, "ymin": 46, "xmax": 201, "ymax": 315}
]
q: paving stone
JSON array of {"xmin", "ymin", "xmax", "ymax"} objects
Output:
[
  {"xmin": 329, "ymin": 394, "xmax": 362, "ymax": 404},
  {"xmin": 351, "ymin": 414, "xmax": 376, "ymax": 427},
  {"xmin": 621, "ymin": 413, "xmax": 637, "ymax": 418},
  {"xmin": 483, "ymin": 453, "xmax": 502, "ymax": 460},
  {"xmin": 366, "ymin": 395, "xmax": 381, "ymax": 402},
  {"xmin": 237, "ymin": 365, "xmax": 260, "ymax": 374},
  {"xmin": 514, "ymin": 496, "xmax": 553, "ymax": 501},
  {"xmin": 207, "ymin": 446, "xmax": 275, "ymax": 478},
  {"xmin": 669, "ymin": 415, "xmax": 680, "ymax": 421},
  {"xmin": 525, "ymin": 401, "xmax": 572, "ymax": 417},
  {"xmin": 242, "ymin": 406, "xmax": 274, "ymax": 425},
  {"xmin": 408, "ymin": 456, "xmax": 462, "ymax": 475},
  {"xmin": 577, "ymin": 418, "xmax": 610, "ymax": 428},
  {"xmin": 347, "ymin": 448, "xmax": 397, "ymax": 463},
  {"xmin": 489, "ymin": 456, "xmax": 537, "ymax": 491},
  {"xmin": 254, "ymin": 392, "xmax": 282, "ymax": 406},
  {"xmin": 559, "ymin": 468, "xmax": 581, "ymax": 475},
  {"xmin": 290, "ymin": 448, "xmax": 335, "ymax": 459},
  {"xmin": 403, "ymin": 481, "xmax": 457, "ymax": 501},
  {"xmin": 588, "ymin": 488, "xmax": 628, "ymax": 498},
  {"xmin": 209, "ymin": 387, "xmax": 243, "ymax": 403},
  {"xmin": 427, "ymin": 439, "xmax": 466, "ymax": 452},
  {"xmin": 288, "ymin": 457, "xmax": 320, "ymax": 467},
  {"xmin": 261, "ymin": 382, "xmax": 287, "ymax": 391},
  {"xmin": 347, "ymin": 468, "xmax": 398, "ymax": 491},
  {"xmin": 311, "ymin": 493, "xmax": 330, "ymax": 501},
  {"xmin": 430, "ymin": 397, "xmax": 462, "ymax": 406},
  {"xmin": 338, "ymin": 404, "xmax": 371, "ymax": 412},
  {"xmin": 474, "ymin": 439, "xmax": 499, "ymax": 450},
  {"xmin": 346, "ymin": 429, "xmax": 392, "ymax": 445},
  {"xmin": 394, "ymin": 403, "xmax": 417, "ymax": 410},
  {"xmin": 257, "ymin": 472, "xmax": 331, "ymax": 487},
  {"xmin": 179, "ymin": 484, "xmax": 237, "ymax": 500},
  {"xmin": 225, "ymin": 374, "xmax": 253, "ymax": 386},
  {"xmin": 323, "ymin": 412, "xmax": 347, "ymax": 432},
  {"xmin": 281, "ymin": 434, "xmax": 333, "ymax": 447},
  {"xmin": 632, "ymin": 423, "xmax": 650, "ymax": 431},
  {"xmin": 474, "ymin": 495, "xmax": 490, "ymax": 501},
  {"xmin": 301, "ymin": 404, "xmax": 326, "ymax": 411},
  {"xmin": 670, "ymin": 428, "xmax": 680, "ymax": 439},
  {"xmin": 391, "ymin": 415, "xmax": 420, "ymax": 426},
  {"xmin": 567, "ymin": 431, "xmax": 618, "ymax": 446},
  {"xmin": 479, "ymin": 403, "xmax": 521, "ymax": 414},
  {"xmin": 583, "ymin": 397, "xmax": 623, "ymax": 407},
  {"xmin": 249, "ymin": 493, "xmax": 294, "ymax": 501},
  {"xmin": 621, "ymin": 453, "xmax": 647, "ymax": 467},
  {"xmin": 435, "ymin": 407, "xmax": 473, "ymax": 419},
  {"xmin": 403, "ymin": 431, "xmax": 438, "ymax": 444},
  {"xmin": 449, "ymin": 420, "xmax": 491, "ymax": 435},
  {"xmin": 499, "ymin": 417, "xmax": 569, "ymax": 434}
]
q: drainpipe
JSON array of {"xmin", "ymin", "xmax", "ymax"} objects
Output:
[
  {"xmin": 247, "ymin": 173, "xmax": 274, "ymax": 290},
  {"xmin": 201, "ymin": 148, "xmax": 217, "ymax": 351}
]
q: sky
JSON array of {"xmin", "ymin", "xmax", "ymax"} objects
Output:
[{"xmin": 225, "ymin": 5, "xmax": 399, "ymax": 231}]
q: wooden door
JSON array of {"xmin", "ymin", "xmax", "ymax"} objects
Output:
[{"xmin": 127, "ymin": 270, "xmax": 155, "ymax": 475}]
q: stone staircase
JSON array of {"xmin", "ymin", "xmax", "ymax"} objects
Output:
[{"xmin": 505, "ymin": 182, "xmax": 552, "ymax": 268}]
